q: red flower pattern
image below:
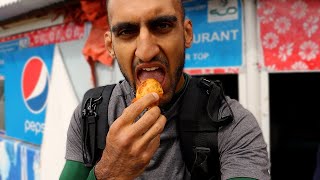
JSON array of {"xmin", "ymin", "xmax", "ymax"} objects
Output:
[{"xmin": 258, "ymin": 0, "xmax": 320, "ymax": 72}]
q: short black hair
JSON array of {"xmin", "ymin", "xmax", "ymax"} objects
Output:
[
  {"xmin": 179, "ymin": 0, "xmax": 186, "ymax": 19},
  {"xmin": 106, "ymin": 0, "xmax": 185, "ymax": 24}
]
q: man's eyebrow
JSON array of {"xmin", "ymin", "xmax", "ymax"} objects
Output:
[
  {"xmin": 111, "ymin": 22, "xmax": 139, "ymax": 33},
  {"xmin": 148, "ymin": 15, "xmax": 178, "ymax": 25}
]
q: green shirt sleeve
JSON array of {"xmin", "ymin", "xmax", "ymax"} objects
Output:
[
  {"xmin": 59, "ymin": 160, "xmax": 92, "ymax": 180},
  {"xmin": 87, "ymin": 167, "xmax": 97, "ymax": 180},
  {"xmin": 59, "ymin": 160, "xmax": 256, "ymax": 180}
]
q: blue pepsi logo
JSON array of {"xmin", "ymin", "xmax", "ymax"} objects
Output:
[{"xmin": 21, "ymin": 57, "xmax": 49, "ymax": 114}]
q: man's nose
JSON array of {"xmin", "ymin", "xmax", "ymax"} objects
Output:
[{"xmin": 135, "ymin": 28, "xmax": 160, "ymax": 62}]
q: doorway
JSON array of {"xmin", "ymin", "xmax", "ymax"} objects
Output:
[{"xmin": 269, "ymin": 73, "xmax": 320, "ymax": 179}]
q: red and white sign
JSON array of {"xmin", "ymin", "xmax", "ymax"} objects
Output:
[
  {"xmin": 258, "ymin": 0, "xmax": 320, "ymax": 72},
  {"xmin": 184, "ymin": 67, "xmax": 239, "ymax": 75},
  {"xmin": 0, "ymin": 22, "xmax": 85, "ymax": 47}
]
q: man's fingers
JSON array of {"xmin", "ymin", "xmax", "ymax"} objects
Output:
[
  {"xmin": 142, "ymin": 134, "xmax": 161, "ymax": 161},
  {"xmin": 117, "ymin": 93, "xmax": 159, "ymax": 125},
  {"xmin": 131, "ymin": 106, "xmax": 162, "ymax": 136},
  {"xmin": 134, "ymin": 114, "xmax": 166, "ymax": 150},
  {"xmin": 141, "ymin": 115, "xmax": 166, "ymax": 142}
]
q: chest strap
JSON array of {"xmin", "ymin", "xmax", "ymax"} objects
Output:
[{"xmin": 178, "ymin": 77, "xmax": 233, "ymax": 179}]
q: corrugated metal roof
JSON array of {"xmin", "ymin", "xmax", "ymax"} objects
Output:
[
  {"xmin": 0, "ymin": 0, "xmax": 63, "ymax": 21},
  {"xmin": 0, "ymin": 0, "xmax": 21, "ymax": 8}
]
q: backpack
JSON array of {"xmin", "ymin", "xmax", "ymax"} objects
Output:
[{"xmin": 81, "ymin": 77, "xmax": 234, "ymax": 180}]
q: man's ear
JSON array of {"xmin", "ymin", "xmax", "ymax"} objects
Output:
[
  {"xmin": 184, "ymin": 19, "xmax": 193, "ymax": 48},
  {"xmin": 105, "ymin": 31, "xmax": 115, "ymax": 58}
]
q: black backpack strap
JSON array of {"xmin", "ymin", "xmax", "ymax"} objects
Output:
[
  {"xmin": 178, "ymin": 77, "xmax": 234, "ymax": 180},
  {"xmin": 199, "ymin": 78, "xmax": 234, "ymax": 127},
  {"xmin": 81, "ymin": 84, "xmax": 116, "ymax": 167}
]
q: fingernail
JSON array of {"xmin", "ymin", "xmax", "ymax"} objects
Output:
[{"xmin": 151, "ymin": 92, "xmax": 159, "ymax": 100}]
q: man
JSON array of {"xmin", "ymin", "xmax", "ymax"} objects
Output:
[{"xmin": 60, "ymin": 0, "xmax": 270, "ymax": 179}]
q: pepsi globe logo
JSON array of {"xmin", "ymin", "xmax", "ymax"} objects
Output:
[{"xmin": 21, "ymin": 57, "xmax": 50, "ymax": 114}]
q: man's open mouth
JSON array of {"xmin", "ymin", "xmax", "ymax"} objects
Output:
[{"xmin": 136, "ymin": 65, "xmax": 165, "ymax": 85}]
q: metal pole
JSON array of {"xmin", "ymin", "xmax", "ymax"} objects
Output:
[{"xmin": 242, "ymin": 0, "xmax": 270, "ymax": 155}]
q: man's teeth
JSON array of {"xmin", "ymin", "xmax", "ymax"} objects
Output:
[{"xmin": 142, "ymin": 67, "xmax": 159, "ymax": 71}]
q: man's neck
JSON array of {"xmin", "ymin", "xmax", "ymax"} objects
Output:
[{"xmin": 161, "ymin": 73, "xmax": 189, "ymax": 112}]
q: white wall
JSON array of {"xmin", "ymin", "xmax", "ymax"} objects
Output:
[{"xmin": 58, "ymin": 38, "xmax": 125, "ymax": 101}]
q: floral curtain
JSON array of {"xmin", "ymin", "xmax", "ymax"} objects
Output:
[{"xmin": 258, "ymin": 0, "xmax": 320, "ymax": 72}]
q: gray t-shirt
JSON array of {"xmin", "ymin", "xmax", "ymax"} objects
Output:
[{"xmin": 65, "ymin": 79, "xmax": 270, "ymax": 180}]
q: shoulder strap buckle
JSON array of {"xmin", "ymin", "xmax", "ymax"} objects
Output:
[
  {"xmin": 82, "ymin": 96, "xmax": 103, "ymax": 118},
  {"xmin": 191, "ymin": 146, "xmax": 211, "ymax": 176},
  {"xmin": 199, "ymin": 78, "xmax": 223, "ymax": 95},
  {"xmin": 199, "ymin": 78, "xmax": 213, "ymax": 95}
]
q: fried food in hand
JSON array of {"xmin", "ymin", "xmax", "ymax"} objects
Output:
[{"xmin": 132, "ymin": 78, "xmax": 163, "ymax": 106}]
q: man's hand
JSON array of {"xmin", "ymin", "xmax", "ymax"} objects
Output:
[{"xmin": 95, "ymin": 92, "xmax": 167, "ymax": 180}]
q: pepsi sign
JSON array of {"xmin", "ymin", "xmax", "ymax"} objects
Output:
[
  {"xmin": 22, "ymin": 57, "xmax": 49, "ymax": 114},
  {"xmin": 4, "ymin": 45, "xmax": 54, "ymax": 145}
]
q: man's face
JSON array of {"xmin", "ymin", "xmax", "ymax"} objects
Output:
[{"xmin": 105, "ymin": 0, "xmax": 193, "ymax": 105}]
